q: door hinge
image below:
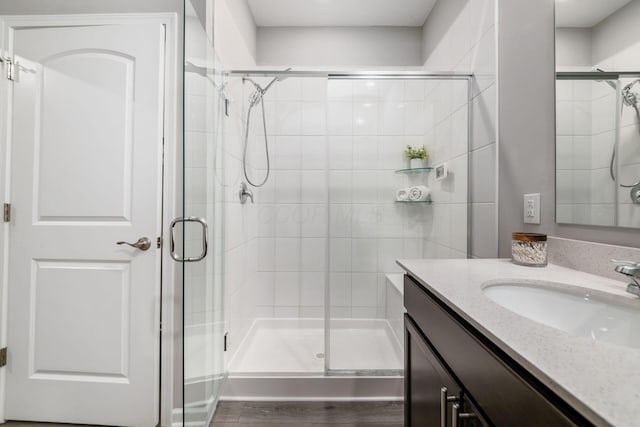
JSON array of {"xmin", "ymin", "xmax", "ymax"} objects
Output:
[
  {"xmin": 3, "ymin": 203, "xmax": 10, "ymax": 222},
  {"xmin": 3, "ymin": 58, "xmax": 14, "ymax": 81},
  {"xmin": 224, "ymin": 332, "xmax": 228, "ymax": 352},
  {"xmin": 157, "ymin": 237, "xmax": 162, "ymax": 249},
  {"xmin": 0, "ymin": 347, "xmax": 6, "ymax": 367}
]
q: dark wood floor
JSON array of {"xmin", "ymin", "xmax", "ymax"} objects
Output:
[
  {"xmin": 1, "ymin": 401, "xmax": 404, "ymax": 427},
  {"xmin": 210, "ymin": 401, "xmax": 404, "ymax": 427}
]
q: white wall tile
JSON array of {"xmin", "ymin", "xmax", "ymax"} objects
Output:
[
  {"xmin": 327, "ymin": 80, "xmax": 353, "ymax": 101},
  {"xmin": 330, "ymin": 272, "xmax": 351, "ymax": 306},
  {"xmin": 300, "ymin": 271, "xmax": 325, "ymax": 307},
  {"xmin": 352, "ymin": 171, "xmax": 379, "ymax": 203},
  {"xmin": 302, "ymin": 78, "xmax": 327, "ymax": 101},
  {"xmin": 329, "ymin": 204, "xmax": 352, "ymax": 237},
  {"xmin": 301, "ymin": 136, "xmax": 328, "ymax": 170},
  {"xmin": 353, "ymin": 102, "xmax": 379, "ymax": 135},
  {"xmin": 275, "ymin": 204, "xmax": 300, "ymax": 237},
  {"xmin": 301, "ymin": 171, "xmax": 328, "ymax": 203},
  {"xmin": 351, "ymin": 238, "xmax": 378, "ymax": 272},
  {"xmin": 276, "ymin": 78, "xmax": 302, "ymax": 101},
  {"xmin": 327, "ymin": 101, "xmax": 353, "ymax": 135},
  {"xmin": 353, "ymin": 136, "xmax": 378, "ymax": 170},
  {"xmin": 471, "ymin": 143, "xmax": 496, "ymax": 203},
  {"xmin": 301, "ymin": 204, "xmax": 328, "ymax": 237},
  {"xmin": 301, "ymin": 238, "xmax": 327, "ymax": 272},
  {"xmin": 377, "ymin": 238, "xmax": 404, "ymax": 273},
  {"xmin": 329, "ymin": 170, "xmax": 353, "ymax": 203},
  {"xmin": 275, "ymin": 170, "xmax": 301, "ymax": 203},
  {"xmin": 351, "ymin": 273, "xmax": 378, "ymax": 307},
  {"xmin": 302, "ymin": 102, "xmax": 327, "ymax": 135},
  {"xmin": 276, "ymin": 101, "xmax": 302, "ymax": 135},
  {"xmin": 275, "ymin": 238, "xmax": 301, "ymax": 271},
  {"xmin": 329, "ymin": 136, "xmax": 353, "ymax": 169},
  {"xmin": 275, "ymin": 136, "xmax": 301, "ymax": 169},
  {"xmin": 329, "ymin": 238, "xmax": 352, "ymax": 272}
]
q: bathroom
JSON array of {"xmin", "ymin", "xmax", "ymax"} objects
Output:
[{"xmin": 0, "ymin": 0, "xmax": 638, "ymax": 426}]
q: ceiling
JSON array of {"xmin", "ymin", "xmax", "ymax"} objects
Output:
[
  {"xmin": 555, "ymin": 0, "xmax": 634, "ymax": 27},
  {"xmin": 247, "ymin": 0, "xmax": 438, "ymax": 27}
]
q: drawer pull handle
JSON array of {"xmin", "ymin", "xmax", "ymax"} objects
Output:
[
  {"xmin": 452, "ymin": 403, "xmax": 477, "ymax": 427},
  {"xmin": 440, "ymin": 387, "xmax": 459, "ymax": 427}
]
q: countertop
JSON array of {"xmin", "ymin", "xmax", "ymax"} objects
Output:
[{"xmin": 397, "ymin": 258, "xmax": 640, "ymax": 427}]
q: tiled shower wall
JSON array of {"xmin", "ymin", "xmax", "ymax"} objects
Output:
[
  {"xmin": 327, "ymin": 78, "xmax": 469, "ymax": 319},
  {"xmin": 249, "ymin": 77, "xmax": 469, "ymax": 320},
  {"xmin": 422, "ymin": 0, "xmax": 498, "ymax": 258},
  {"xmin": 253, "ymin": 77, "xmax": 329, "ymax": 319}
]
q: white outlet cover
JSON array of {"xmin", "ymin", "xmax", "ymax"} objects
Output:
[{"xmin": 524, "ymin": 193, "xmax": 541, "ymax": 224}]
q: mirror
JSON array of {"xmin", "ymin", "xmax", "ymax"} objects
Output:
[{"xmin": 555, "ymin": 0, "xmax": 640, "ymax": 228}]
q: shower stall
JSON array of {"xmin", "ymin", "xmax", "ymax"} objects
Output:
[
  {"xmin": 180, "ymin": 0, "xmax": 471, "ymax": 422},
  {"xmin": 221, "ymin": 71, "xmax": 472, "ymax": 390}
]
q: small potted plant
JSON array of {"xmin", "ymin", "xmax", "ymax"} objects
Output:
[{"xmin": 405, "ymin": 145, "xmax": 429, "ymax": 169}]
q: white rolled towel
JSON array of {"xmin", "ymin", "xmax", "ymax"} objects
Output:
[
  {"xmin": 396, "ymin": 188, "xmax": 410, "ymax": 201},
  {"xmin": 409, "ymin": 185, "xmax": 431, "ymax": 201}
]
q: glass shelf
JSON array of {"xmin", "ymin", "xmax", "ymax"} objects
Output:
[
  {"xmin": 395, "ymin": 200, "xmax": 433, "ymax": 204},
  {"xmin": 394, "ymin": 167, "xmax": 433, "ymax": 174}
]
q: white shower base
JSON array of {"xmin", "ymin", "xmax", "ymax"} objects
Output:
[
  {"xmin": 222, "ymin": 318, "xmax": 403, "ymax": 401},
  {"xmin": 228, "ymin": 318, "xmax": 403, "ymax": 374}
]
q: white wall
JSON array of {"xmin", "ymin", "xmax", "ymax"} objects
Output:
[
  {"xmin": 421, "ymin": 0, "xmax": 498, "ymax": 258},
  {"xmin": 555, "ymin": 28, "xmax": 592, "ymax": 69},
  {"xmin": 0, "ymin": 0, "xmax": 181, "ymax": 15},
  {"xmin": 256, "ymin": 27, "xmax": 423, "ymax": 67},
  {"xmin": 220, "ymin": 0, "xmax": 257, "ymax": 62}
]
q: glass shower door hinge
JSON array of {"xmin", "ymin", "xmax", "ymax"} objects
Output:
[
  {"xmin": 3, "ymin": 203, "xmax": 10, "ymax": 222},
  {"xmin": 224, "ymin": 332, "xmax": 229, "ymax": 352},
  {"xmin": 0, "ymin": 347, "xmax": 6, "ymax": 367}
]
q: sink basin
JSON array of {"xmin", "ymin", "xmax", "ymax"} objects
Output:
[{"xmin": 482, "ymin": 280, "xmax": 640, "ymax": 349}]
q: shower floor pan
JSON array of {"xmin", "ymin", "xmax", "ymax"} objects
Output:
[{"xmin": 222, "ymin": 318, "xmax": 403, "ymax": 401}]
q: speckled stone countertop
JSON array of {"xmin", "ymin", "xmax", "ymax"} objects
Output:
[{"xmin": 397, "ymin": 258, "xmax": 640, "ymax": 427}]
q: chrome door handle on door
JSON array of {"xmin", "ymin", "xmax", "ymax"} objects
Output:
[
  {"xmin": 440, "ymin": 387, "xmax": 459, "ymax": 427},
  {"xmin": 169, "ymin": 217, "xmax": 208, "ymax": 262},
  {"xmin": 117, "ymin": 237, "xmax": 151, "ymax": 251}
]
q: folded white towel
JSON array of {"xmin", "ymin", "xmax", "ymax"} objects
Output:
[
  {"xmin": 409, "ymin": 185, "xmax": 431, "ymax": 201},
  {"xmin": 396, "ymin": 188, "xmax": 410, "ymax": 201}
]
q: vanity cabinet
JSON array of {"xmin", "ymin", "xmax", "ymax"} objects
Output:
[{"xmin": 404, "ymin": 274, "xmax": 593, "ymax": 427}]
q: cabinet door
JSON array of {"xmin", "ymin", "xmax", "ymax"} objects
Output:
[{"xmin": 405, "ymin": 315, "xmax": 462, "ymax": 427}]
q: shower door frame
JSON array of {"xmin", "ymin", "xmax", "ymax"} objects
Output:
[{"xmin": 226, "ymin": 70, "xmax": 473, "ymax": 377}]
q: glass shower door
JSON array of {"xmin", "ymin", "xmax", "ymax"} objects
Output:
[{"xmin": 182, "ymin": 0, "xmax": 226, "ymax": 424}]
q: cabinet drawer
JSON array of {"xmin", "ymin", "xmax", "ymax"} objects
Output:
[{"xmin": 404, "ymin": 274, "xmax": 589, "ymax": 427}]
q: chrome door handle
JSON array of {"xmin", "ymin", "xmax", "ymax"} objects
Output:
[
  {"xmin": 440, "ymin": 387, "xmax": 459, "ymax": 427},
  {"xmin": 170, "ymin": 217, "xmax": 208, "ymax": 262},
  {"xmin": 117, "ymin": 237, "xmax": 151, "ymax": 251}
]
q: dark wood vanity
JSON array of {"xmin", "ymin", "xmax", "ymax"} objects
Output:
[{"xmin": 403, "ymin": 273, "xmax": 596, "ymax": 427}]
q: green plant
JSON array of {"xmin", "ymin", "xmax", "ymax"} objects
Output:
[{"xmin": 405, "ymin": 145, "xmax": 429, "ymax": 160}]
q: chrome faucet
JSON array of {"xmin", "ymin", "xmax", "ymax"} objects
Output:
[
  {"xmin": 239, "ymin": 181, "xmax": 254, "ymax": 204},
  {"xmin": 612, "ymin": 260, "xmax": 640, "ymax": 297}
]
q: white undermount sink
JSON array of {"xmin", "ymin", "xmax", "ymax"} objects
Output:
[{"xmin": 482, "ymin": 280, "xmax": 640, "ymax": 349}]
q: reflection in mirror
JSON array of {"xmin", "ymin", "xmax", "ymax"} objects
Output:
[{"xmin": 555, "ymin": 0, "xmax": 640, "ymax": 228}]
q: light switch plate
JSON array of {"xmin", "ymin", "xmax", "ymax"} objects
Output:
[{"xmin": 524, "ymin": 193, "xmax": 540, "ymax": 224}]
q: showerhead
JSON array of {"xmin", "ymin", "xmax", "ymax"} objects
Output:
[
  {"xmin": 263, "ymin": 68, "xmax": 293, "ymax": 93},
  {"xmin": 623, "ymin": 79, "xmax": 640, "ymax": 108}
]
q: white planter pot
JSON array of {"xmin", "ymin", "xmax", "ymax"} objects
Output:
[{"xmin": 410, "ymin": 158, "xmax": 424, "ymax": 169}]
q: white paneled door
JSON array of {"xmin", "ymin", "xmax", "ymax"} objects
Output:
[{"xmin": 5, "ymin": 22, "xmax": 165, "ymax": 426}]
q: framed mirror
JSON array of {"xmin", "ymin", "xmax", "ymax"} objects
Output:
[{"xmin": 555, "ymin": 0, "xmax": 640, "ymax": 228}]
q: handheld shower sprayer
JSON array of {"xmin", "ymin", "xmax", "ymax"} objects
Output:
[{"xmin": 241, "ymin": 68, "xmax": 292, "ymax": 188}]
